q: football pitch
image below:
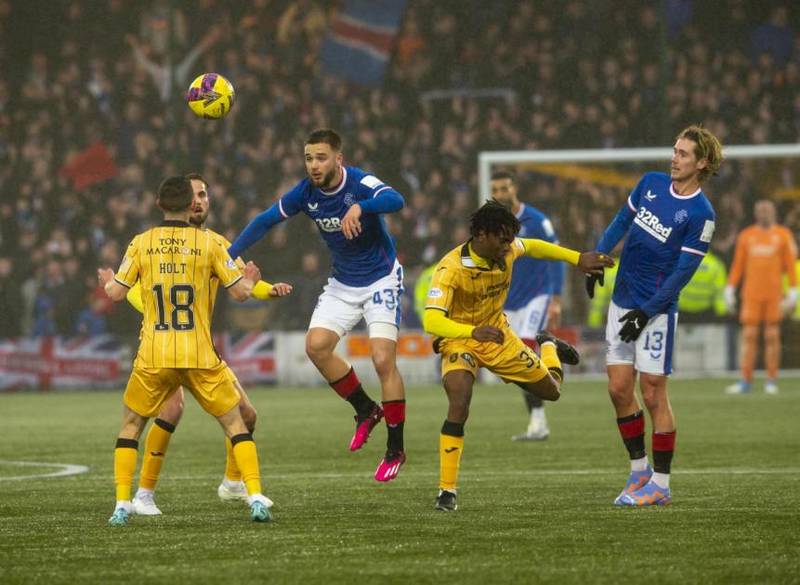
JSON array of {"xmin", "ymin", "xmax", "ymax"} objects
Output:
[{"xmin": 1, "ymin": 378, "xmax": 798, "ymax": 584}]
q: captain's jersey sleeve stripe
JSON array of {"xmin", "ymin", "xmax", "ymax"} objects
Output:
[
  {"xmin": 681, "ymin": 246, "xmax": 706, "ymax": 256},
  {"xmin": 626, "ymin": 196, "xmax": 636, "ymax": 212},
  {"xmin": 373, "ymin": 186, "xmax": 391, "ymax": 198},
  {"xmin": 278, "ymin": 199, "xmax": 289, "ymax": 218}
]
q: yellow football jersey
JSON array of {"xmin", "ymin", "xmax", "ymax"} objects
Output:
[
  {"xmin": 426, "ymin": 239, "xmax": 526, "ymax": 327},
  {"xmin": 115, "ymin": 221, "xmax": 243, "ymax": 368}
]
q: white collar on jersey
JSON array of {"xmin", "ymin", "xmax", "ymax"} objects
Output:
[
  {"xmin": 670, "ymin": 182, "xmax": 701, "ymax": 199},
  {"xmin": 320, "ymin": 166, "xmax": 348, "ymax": 196}
]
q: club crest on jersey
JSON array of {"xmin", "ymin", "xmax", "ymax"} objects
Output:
[
  {"xmin": 634, "ymin": 206, "xmax": 673, "ymax": 242},
  {"xmin": 674, "ymin": 209, "xmax": 688, "ymax": 224},
  {"xmin": 343, "ymin": 192, "xmax": 355, "ymax": 207}
]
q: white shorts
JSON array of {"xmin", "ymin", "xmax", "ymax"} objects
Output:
[
  {"xmin": 308, "ymin": 261, "xmax": 404, "ymax": 340},
  {"xmin": 606, "ymin": 300, "xmax": 677, "ymax": 376},
  {"xmin": 504, "ymin": 294, "xmax": 551, "ymax": 339}
]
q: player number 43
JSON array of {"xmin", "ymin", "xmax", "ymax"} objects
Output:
[{"xmin": 372, "ymin": 289, "xmax": 398, "ymax": 310}]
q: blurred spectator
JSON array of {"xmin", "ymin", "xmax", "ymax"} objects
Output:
[
  {"xmin": 2, "ymin": 0, "xmax": 800, "ymax": 337},
  {"xmin": 0, "ymin": 257, "xmax": 22, "ymax": 337}
]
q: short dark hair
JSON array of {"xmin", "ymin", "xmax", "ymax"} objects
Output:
[
  {"xmin": 490, "ymin": 169, "xmax": 516, "ymax": 184},
  {"xmin": 185, "ymin": 172, "xmax": 207, "ymax": 186},
  {"xmin": 470, "ymin": 200, "xmax": 521, "ymax": 238},
  {"xmin": 306, "ymin": 128, "xmax": 342, "ymax": 150},
  {"xmin": 157, "ymin": 176, "xmax": 193, "ymax": 212}
]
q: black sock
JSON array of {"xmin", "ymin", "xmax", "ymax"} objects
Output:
[
  {"xmin": 387, "ymin": 422, "xmax": 404, "ymax": 452},
  {"xmin": 346, "ymin": 388, "xmax": 375, "ymax": 418},
  {"xmin": 523, "ymin": 391, "xmax": 543, "ymax": 411}
]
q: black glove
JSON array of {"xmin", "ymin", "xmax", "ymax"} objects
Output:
[
  {"xmin": 432, "ymin": 337, "xmax": 442, "ymax": 354},
  {"xmin": 618, "ymin": 309, "xmax": 648, "ymax": 343},
  {"xmin": 585, "ymin": 272, "xmax": 605, "ymax": 299}
]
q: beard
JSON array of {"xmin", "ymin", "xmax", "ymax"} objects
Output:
[
  {"xmin": 190, "ymin": 210, "xmax": 208, "ymax": 226},
  {"xmin": 312, "ymin": 166, "xmax": 338, "ymax": 189}
]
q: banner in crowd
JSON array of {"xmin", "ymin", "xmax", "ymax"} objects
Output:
[
  {"xmin": 0, "ymin": 336, "xmax": 123, "ymax": 390},
  {"xmin": 214, "ymin": 331, "xmax": 276, "ymax": 385},
  {"xmin": 320, "ymin": 0, "xmax": 408, "ymax": 85}
]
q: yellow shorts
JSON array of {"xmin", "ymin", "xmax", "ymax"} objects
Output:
[
  {"xmin": 124, "ymin": 361, "xmax": 241, "ymax": 418},
  {"xmin": 439, "ymin": 327, "xmax": 549, "ymax": 384}
]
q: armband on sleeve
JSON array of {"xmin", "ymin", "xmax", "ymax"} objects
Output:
[{"xmin": 251, "ymin": 280, "xmax": 275, "ymax": 300}]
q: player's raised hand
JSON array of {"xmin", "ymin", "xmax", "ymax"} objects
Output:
[
  {"xmin": 341, "ymin": 204, "xmax": 363, "ymax": 240},
  {"xmin": 472, "ymin": 325, "xmax": 505, "ymax": 344},
  {"xmin": 97, "ymin": 268, "xmax": 115, "ymax": 285},
  {"xmin": 269, "ymin": 282, "xmax": 293, "ymax": 297},
  {"xmin": 577, "ymin": 251, "xmax": 615, "ymax": 275},
  {"xmin": 243, "ymin": 261, "xmax": 262, "ymax": 283}
]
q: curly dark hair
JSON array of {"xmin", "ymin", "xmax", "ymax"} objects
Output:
[{"xmin": 469, "ymin": 199, "xmax": 521, "ymax": 238}]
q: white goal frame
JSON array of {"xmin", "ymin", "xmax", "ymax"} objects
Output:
[{"xmin": 478, "ymin": 143, "xmax": 800, "ymax": 201}]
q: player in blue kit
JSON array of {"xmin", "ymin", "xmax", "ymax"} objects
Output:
[
  {"xmin": 491, "ymin": 170, "xmax": 566, "ymax": 441},
  {"xmin": 228, "ymin": 129, "xmax": 407, "ymax": 482},
  {"xmin": 587, "ymin": 125, "xmax": 723, "ymax": 506}
]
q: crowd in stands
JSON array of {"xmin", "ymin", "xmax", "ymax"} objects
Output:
[{"xmin": 1, "ymin": 0, "xmax": 800, "ymax": 339}]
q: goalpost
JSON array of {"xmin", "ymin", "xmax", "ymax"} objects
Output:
[
  {"xmin": 477, "ymin": 143, "xmax": 800, "ymax": 376},
  {"xmin": 479, "ymin": 144, "xmax": 800, "ymax": 201}
]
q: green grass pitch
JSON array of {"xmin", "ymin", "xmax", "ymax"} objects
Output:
[{"xmin": 1, "ymin": 378, "xmax": 798, "ymax": 584}]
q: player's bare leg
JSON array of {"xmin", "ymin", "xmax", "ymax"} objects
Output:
[
  {"xmin": 436, "ymin": 370, "xmax": 475, "ymax": 511},
  {"xmin": 607, "ymin": 365, "xmax": 653, "ymax": 504},
  {"xmin": 763, "ymin": 323, "xmax": 781, "ymax": 394},
  {"xmin": 109, "ymin": 406, "xmax": 149, "ymax": 526},
  {"xmin": 728, "ymin": 324, "xmax": 759, "ymax": 394},
  {"xmin": 617, "ymin": 372, "xmax": 674, "ymax": 506},
  {"xmin": 306, "ymin": 327, "xmax": 382, "ymax": 451},
  {"xmin": 133, "ymin": 389, "xmax": 185, "ymax": 515},
  {"xmin": 370, "ymin": 337, "xmax": 407, "ymax": 481},
  {"xmin": 215, "ymin": 405, "xmax": 272, "ymax": 522},
  {"xmin": 219, "ymin": 380, "xmax": 258, "ymax": 503}
]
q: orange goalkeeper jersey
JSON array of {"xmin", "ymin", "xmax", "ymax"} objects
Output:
[{"xmin": 728, "ymin": 224, "xmax": 797, "ymax": 301}]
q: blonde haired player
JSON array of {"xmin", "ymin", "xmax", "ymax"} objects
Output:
[
  {"xmin": 99, "ymin": 176, "xmax": 274, "ymax": 525},
  {"xmin": 423, "ymin": 200, "xmax": 613, "ymax": 511},
  {"xmin": 588, "ymin": 125, "xmax": 723, "ymax": 507},
  {"xmin": 125, "ymin": 173, "xmax": 292, "ymax": 516}
]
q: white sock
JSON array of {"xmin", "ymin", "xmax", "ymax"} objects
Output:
[
  {"xmin": 630, "ymin": 456, "xmax": 649, "ymax": 472},
  {"xmin": 223, "ymin": 478, "xmax": 244, "ymax": 488},
  {"xmin": 651, "ymin": 472, "xmax": 670, "ymax": 489},
  {"xmin": 115, "ymin": 500, "xmax": 132, "ymax": 513},
  {"xmin": 134, "ymin": 487, "xmax": 153, "ymax": 498},
  {"xmin": 531, "ymin": 407, "xmax": 546, "ymax": 425}
]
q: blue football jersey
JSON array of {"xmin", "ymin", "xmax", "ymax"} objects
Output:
[
  {"xmin": 279, "ymin": 166, "xmax": 399, "ymax": 287},
  {"xmin": 606, "ymin": 172, "xmax": 716, "ymax": 313},
  {"xmin": 505, "ymin": 204, "xmax": 565, "ymax": 310}
]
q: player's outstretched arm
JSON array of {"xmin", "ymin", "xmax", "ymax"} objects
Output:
[
  {"xmin": 228, "ymin": 203, "xmax": 286, "ymax": 260},
  {"xmin": 227, "ymin": 261, "xmax": 262, "ymax": 302},
  {"xmin": 520, "ymin": 239, "xmax": 615, "ymax": 273},
  {"xmin": 251, "ymin": 280, "xmax": 293, "ymax": 300}
]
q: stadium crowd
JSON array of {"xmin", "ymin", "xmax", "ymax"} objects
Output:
[{"xmin": 1, "ymin": 0, "xmax": 800, "ymax": 339}]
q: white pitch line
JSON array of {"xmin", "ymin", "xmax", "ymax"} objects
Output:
[
  {"xmin": 0, "ymin": 460, "xmax": 90, "ymax": 481},
  {"xmin": 61, "ymin": 467, "xmax": 800, "ymax": 483}
]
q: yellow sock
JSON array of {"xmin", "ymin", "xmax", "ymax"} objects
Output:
[
  {"xmin": 231, "ymin": 434, "xmax": 262, "ymax": 496},
  {"xmin": 540, "ymin": 342, "xmax": 563, "ymax": 384},
  {"xmin": 224, "ymin": 436, "xmax": 242, "ymax": 481},
  {"xmin": 114, "ymin": 439, "xmax": 139, "ymax": 502},
  {"xmin": 139, "ymin": 419, "xmax": 175, "ymax": 490},
  {"xmin": 439, "ymin": 425, "xmax": 465, "ymax": 491}
]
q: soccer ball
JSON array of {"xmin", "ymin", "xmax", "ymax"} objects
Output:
[{"xmin": 186, "ymin": 73, "xmax": 235, "ymax": 119}]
